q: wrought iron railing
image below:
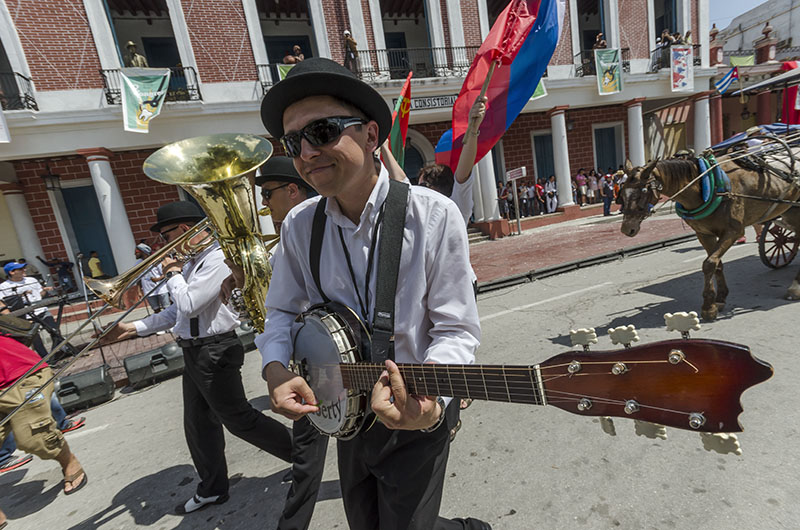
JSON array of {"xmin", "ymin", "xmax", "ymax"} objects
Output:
[
  {"xmin": 0, "ymin": 71, "xmax": 38, "ymax": 111},
  {"xmin": 100, "ymin": 66, "xmax": 202, "ymax": 105},
  {"xmin": 353, "ymin": 46, "xmax": 480, "ymax": 80},
  {"xmin": 573, "ymin": 48, "xmax": 630, "ymax": 77},
  {"xmin": 649, "ymin": 44, "xmax": 702, "ymax": 71},
  {"xmin": 256, "ymin": 63, "xmax": 288, "ymax": 95}
]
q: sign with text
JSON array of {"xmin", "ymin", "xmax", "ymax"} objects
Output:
[
  {"xmin": 506, "ymin": 167, "xmax": 527, "ymax": 181},
  {"xmin": 392, "ymin": 94, "xmax": 458, "ymax": 111}
]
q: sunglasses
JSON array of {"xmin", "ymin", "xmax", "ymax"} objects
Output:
[
  {"xmin": 261, "ymin": 183, "xmax": 290, "ymax": 201},
  {"xmin": 280, "ymin": 116, "xmax": 366, "ymax": 158},
  {"xmin": 159, "ymin": 225, "xmax": 182, "ymax": 241}
]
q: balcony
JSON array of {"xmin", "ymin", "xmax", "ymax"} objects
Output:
[
  {"xmin": 649, "ymin": 44, "xmax": 702, "ymax": 72},
  {"xmin": 256, "ymin": 63, "xmax": 288, "ymax": 95},
  {"xmin": 100, "ymin": 66, "xmax": 202, "ymax": 105},
  {"xmin": 573, "ymin": 48, "xmax": 631, "ymax": 77},
  {"xmin": 353, "ymin": 46, "xmax": 480, "ymax": 81},
  {"xmin": 0, "ymin": 71, "xmax": 38, "ymax": 111}
]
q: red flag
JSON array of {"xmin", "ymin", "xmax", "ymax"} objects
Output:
[
  {"xmin": 388, "ymin": 72, "xmax": 413, "ymax": 168},
  {"xmin": 450, "ymin": 0, "xmax": 559, "ymax": 169}
]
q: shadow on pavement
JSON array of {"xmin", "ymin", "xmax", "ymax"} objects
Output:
[
  {"xmin": 2, "ymin": 467, "xmax": 62, "ymax": 519},
  {"xmin": 64, "ymin": 464, "xmax": 310, "ymax": 530},
  {"xmin": 547, "ymin": 255, "xmax": 800, "ymax": 347}
]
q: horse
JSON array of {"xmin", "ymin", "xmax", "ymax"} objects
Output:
[{"xmin": 619, "ymin": 157, "xmax": 800, "ymax": 321}]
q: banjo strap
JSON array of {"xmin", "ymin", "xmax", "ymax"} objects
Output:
[
  {"xmin": 310, "ymin": 198, "xmax": 331, "ymax": 304},
  {"xmin": 308, "ymin": 180, "xmax": 409, "ymax": 364},
  {"xmin": 371, "ymin": 179, "xmax": 409, "ymax": 365}
]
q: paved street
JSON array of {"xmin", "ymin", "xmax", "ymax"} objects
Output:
[{"xmin": 2, "ymin": 226, "xmax": 799, "ymax": 530}]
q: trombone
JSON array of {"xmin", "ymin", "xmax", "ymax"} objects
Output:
[{"xmin": 0, "ymin": 220, "xmax": 214, "ymax": 427}]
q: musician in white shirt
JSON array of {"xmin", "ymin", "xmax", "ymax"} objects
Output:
[
  {"xmin": 258, "ymin": 58, "xmax": 487, "ymax": 530},
  {"xmin": 104, "ymin": 201, "xmax": 292, "ymax": 516}
]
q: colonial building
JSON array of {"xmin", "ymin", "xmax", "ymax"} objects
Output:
[{"xmin": 0, "ymin": 0, "xmax": 714, "ymax": 284}]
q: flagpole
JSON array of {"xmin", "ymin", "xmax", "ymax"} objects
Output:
[{"xmin": 478, "ymin": 60, "xmax": 499, "ymax": 100}]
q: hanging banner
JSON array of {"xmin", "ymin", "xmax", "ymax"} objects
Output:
[
  {"xmin": 0, "ymin": 108, "xmax": 9, "ymax": 143},
  {"xmin": 277, "ymin": 64, "xmax": 295, "ymax": 80},
  {"xmin": 531, "ymin": 79, "xmax": 548, "ymax": 100},
  {"xmin": 594, "ymin": 49, "xmax": 623, "ymax": 96},
  {"xmin": 120, "ymin": 68, "xmax": 171, "ymax": 133},
  {"xmin": 670, "ymin": 45, "xmax": 694, "ymax": 93}
]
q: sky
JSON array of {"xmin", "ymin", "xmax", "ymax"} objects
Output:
[{"xmin": 709, "ymin": 0, "xmax": 769, "ymax": 30}]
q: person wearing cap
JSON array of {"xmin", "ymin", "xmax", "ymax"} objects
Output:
[
  {"xmin": 134, "ymin": 242, "xmax": 171, "ymax": 314},
  {"xmin": 0, "ymin": 262, "xmax": 56, "ymax": 358},
  {"xmin": 258, "ymin": 58, "xmax": 488, "ymax": 530},
  {"xmin": 124, "ymin": 40, "xmax": 148, "ymax": 68},
  {"xmin": 103, "ymin": 201, "xmax": 293, "ymax": 515}
]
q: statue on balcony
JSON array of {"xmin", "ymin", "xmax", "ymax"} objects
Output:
[
  {"xmin": 344, "ymin": 30, "xmax": 358, "ymax": 73},
  {"xmin": 124, "ymin": 41, "xmax": 149, "ymax": 68},
  {"xmin": 283, "ymin": 45, "xmax": 305, "ymax": 65}
]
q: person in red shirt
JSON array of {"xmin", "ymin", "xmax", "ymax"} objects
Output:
[{"xmin": 0, "ymin": 336, "xmax": 87, "ymax": 495}]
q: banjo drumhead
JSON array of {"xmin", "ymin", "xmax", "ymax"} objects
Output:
[{"xmin": 293, "ymin": 312, "xmax": 350, "ymax": 434}]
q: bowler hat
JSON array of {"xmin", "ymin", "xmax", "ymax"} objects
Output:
[
  {"xmin": 260, "ymin": 57, "xmax": 391, "ymax": 145},
  {"xmin": 254, "ymin": 156, "xmax": 311, "ymax": 190},
  {"xmin": 150, "ymin": 201, "xmax": 205, "ymax": 233}
]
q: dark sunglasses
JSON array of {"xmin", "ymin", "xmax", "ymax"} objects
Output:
[
  {"xmin": 159, "ymin": 225, "xmax": 182, "ymax": 241},
  {"xmin": 261, "ymin": 182, "xmax": 290, "ymax": 201},
  {"xmin": 280, "ymin": 116, "xmax": 366, "ymax": 158}
]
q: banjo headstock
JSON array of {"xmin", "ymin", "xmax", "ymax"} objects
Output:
[{"xmin": 538, "ymin": 338, "xmax": 773, "ymax": 433}]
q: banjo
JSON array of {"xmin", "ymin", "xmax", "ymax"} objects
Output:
[{"xmin": 291, "ymin": 305, "xmax": 773, "ymax": 442}]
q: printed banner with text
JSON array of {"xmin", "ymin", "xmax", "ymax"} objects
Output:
[
  {"xmin": 121, "ymin": 68, "xmax": 171, "ymax": 133},
  {"xmin": 670, "ymin": 45, "xmax": 694, "ymax": 92},
  {"xmin": 594, "ymin": 49, "xmax": 622, "ymax": 96}
]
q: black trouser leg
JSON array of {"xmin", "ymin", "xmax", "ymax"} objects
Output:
[
  {"xmin": 278, "ymin": 417, "xmax": 329, "ymax": 530},
  {"xmin": 182, "ymin": 337, "xmax": 293, "ymax": 497},
  {"xmin": 337, "ymin": 404, "xmax": 454, "ymax": 530},
  {"xmin": 182, "ymin": 364, "xmax": 229, "ymax": 498}
]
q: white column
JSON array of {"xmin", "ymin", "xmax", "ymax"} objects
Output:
[
  {"xmin": 478, "ymin": 152, "xmax": 500, "ymax": 221},
  {"xmin": 626, "ymin": 100, "xmax": 646, "ymax": 166},
  {"xmin": 424, "ymin": 0, "xmax": 448, "ymax": 72},
  {"xmin": 1, "ymin": 184, "xmax": 47, "ymax": 277},
  {"xmin": 345, "ymin": 0, "xmax": 368, "ymax": 58},
  {"xmin": 166, "ymin": 0, "xmax": 199, "ymax": 70},
  {"xmin": 79, "ymin": 149, "xmax": 137, "ymax": 272},
  {"xmin": 693, "ymin": 93, "xmax": 711, "ymax": 152},
  {"xmin": 550, "ymin": 107, "xmax": 575, "ymax": 207},
  {"xmin": 242, "ymin": 0, "xmax": 269, "ymax": 65},
  {"xmin": 605, "ymin": 0, "xmax": 620, "ymax": 49},
  {"xmin": 698, "ymin": 0, "xmax": 710, "ymax": 68},
  {"xmin": 477, "ymin": 0, "xmax": 490, "ymax": 39},
  {"xmin": 368, "ymin": 0, "xmax": 386, "ymax": 50},
  {"xmin": 308, "ymin": 1, "xmax": 331, "ymax": 58}
]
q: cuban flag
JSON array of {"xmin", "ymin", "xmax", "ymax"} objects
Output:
[
  {"xmin": 715, "ymin": 67, "xmax": 739, "ymax": 95},
  {"xmin": 448, "ymin": 0, "xmax": 565, "ymax": 169}
]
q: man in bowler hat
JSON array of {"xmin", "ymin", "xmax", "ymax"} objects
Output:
[
  {"xmin": 257, "ymin": 58, "xmax": 490, "ymax": 529},
  {"xmin": 104, "ymin": 201, "xmax": 293, "ymax": 515}
]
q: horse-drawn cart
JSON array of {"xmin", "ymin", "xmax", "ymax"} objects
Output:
[{"xmin": 758, "ymin": 220, "xmax": 799, "ymax": 269}]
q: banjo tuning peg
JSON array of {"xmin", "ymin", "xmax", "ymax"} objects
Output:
[
  {"xmin": 608, "ymin": 325, "xmax": 639, "ymax": 348},
  {"xmin": 664, "ymin": 311, "xmax": 700, "ymax": 338},
  {"xmin": 700, "ymin": 432, "xmax": 742, "ymax": 456},
  {"xmin": 599, "ymin": 416, "xmax": 616, "ymax": 436},
  {"xmin": 634, "ymin": 420, "xmax": 667, "ymax": 440},
  {"xmin": 570, "ymin": 328, "xmax": 598, "ymax": 351}
]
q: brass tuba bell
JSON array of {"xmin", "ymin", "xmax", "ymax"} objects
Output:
[{"xmin": 143, "ymin": 133, "xmax": 277, "ymax": 332}]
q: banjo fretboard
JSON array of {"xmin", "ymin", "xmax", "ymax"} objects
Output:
[{"xmin": 339, "ymin": 363, "xmax": 545, "ymax": 405}]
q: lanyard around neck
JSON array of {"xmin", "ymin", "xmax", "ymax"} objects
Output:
[{"xmin": 337, "ymin": 202, "xmax": 386, "ymax": 324}]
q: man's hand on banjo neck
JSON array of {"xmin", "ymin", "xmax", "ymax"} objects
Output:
[
  {"xmin": 265, "ymin": 361, "xmax": 320, "ymax": 421},
  {"xmin": 371, "ymin": 360, "xmax": 442, "ymax": 431}
]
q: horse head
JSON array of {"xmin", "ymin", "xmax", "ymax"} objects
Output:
[{"xmin": 620, "ymin": 159, "xmax": 660, "ymax": 237}]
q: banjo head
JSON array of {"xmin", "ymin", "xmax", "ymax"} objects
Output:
[{"xmin": 292, "ymin": 305, "xmax": 368, "ymax": 439}]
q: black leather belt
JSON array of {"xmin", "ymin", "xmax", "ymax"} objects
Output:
[{"xmin": 177, "ymin": 330, "xmax": 237, "ymax": 348}]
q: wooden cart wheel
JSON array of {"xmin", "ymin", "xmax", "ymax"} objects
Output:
[{"xmin": 759, "ymin": 221, "xmax": 799, "ymax": 269}]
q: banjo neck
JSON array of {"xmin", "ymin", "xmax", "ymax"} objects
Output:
[{"xmin": 339, "ymin": 363, "xmax": 546, "ymax": 406}]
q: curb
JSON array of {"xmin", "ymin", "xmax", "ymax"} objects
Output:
[{"xmin": 476, "ymin": 233, "xmax": 696, "ymax": 294}]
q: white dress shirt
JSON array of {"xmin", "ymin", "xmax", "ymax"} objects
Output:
[
  {"xmin": 134, "ymin": 243, "xmax": 239, "ymax": 339},
  {"xmin": 256, "ymin": 168, "xmax": 481, "ymax": 377},
  {"xmin": 449, "ymin": 170, "xmax": 475, "ymax": 226},
  {"xmin": 0, "ymin": 277, "xmax": 48, "ymax": 317}
]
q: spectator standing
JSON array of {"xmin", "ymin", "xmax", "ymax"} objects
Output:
[
  {"xmin": 343, "ymin": 30, "xmax": 358, "ymax": 73},
  {"xmin": 518, "ymin": 182, "xmax": 529, "ymax": 217},
  {"xmin": 526, "ymin": 181, "xmax": 537, "ymax": 216},
  {"xmin": 86, "ymin": 251, "xmax": 109, "ymax": 279},
  {"xmin": 0, "ymin": 262, "xmax": 57, "ymax": 358},
  {"xmin": 600, "ymin": 174, "xmax": 614, "ymax": 216},
  {"xmin": 545, "ymin": 175, "xmax": 558, "ymax": 213},
  {"xmin": 586, "ymin": 170, "xmax": 598, "ymax": 204},
  {"xmin": 535, "ymin": 178, "xmax": 546, "ymax": 215},
  {"xmin": 497, "ymin": 182, "xmax": 510, "ymax": 218},
  {"xmin": 574, "ymin": 169, "xmax": 587, "ymax": 205},
  {"xmin": 283, "ymin": 45, "xmax": 305, "ymax": 65}
]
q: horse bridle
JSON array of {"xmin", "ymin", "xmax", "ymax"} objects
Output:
[{"xmin": 626, "ymin": 172, "xmax": 662, "ymax": 220}]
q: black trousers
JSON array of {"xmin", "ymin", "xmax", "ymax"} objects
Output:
[
  {"xmin": 181, "ymin": 335, "xmax": 293, "ymax": 498},
  {"xmin": 336, "ymin": 402, "xmax": 487, "ymax": 530},
  {"xmin": 31, "ymin": 314, "xmax": 57, "ymax": 359},
  {"xmin": 278, "ymin": 416, "xmax": 329, "ymax": 530}
]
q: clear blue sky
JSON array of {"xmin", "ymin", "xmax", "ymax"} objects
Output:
[{"xmin": 709, "ymin": 0, "xmax": 769, "ymax": 29}]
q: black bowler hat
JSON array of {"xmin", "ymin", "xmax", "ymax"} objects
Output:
[
  {"xmin": 260, "ymin": 57, "xmax": 391, "ymax": 145},
  {"xmin": 150, "ymin": 201, "xmax": 205, "ymax": 233},
  {"xmin": 254, "ymin": 156, "xmax": 312, "ymax": 191}
]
